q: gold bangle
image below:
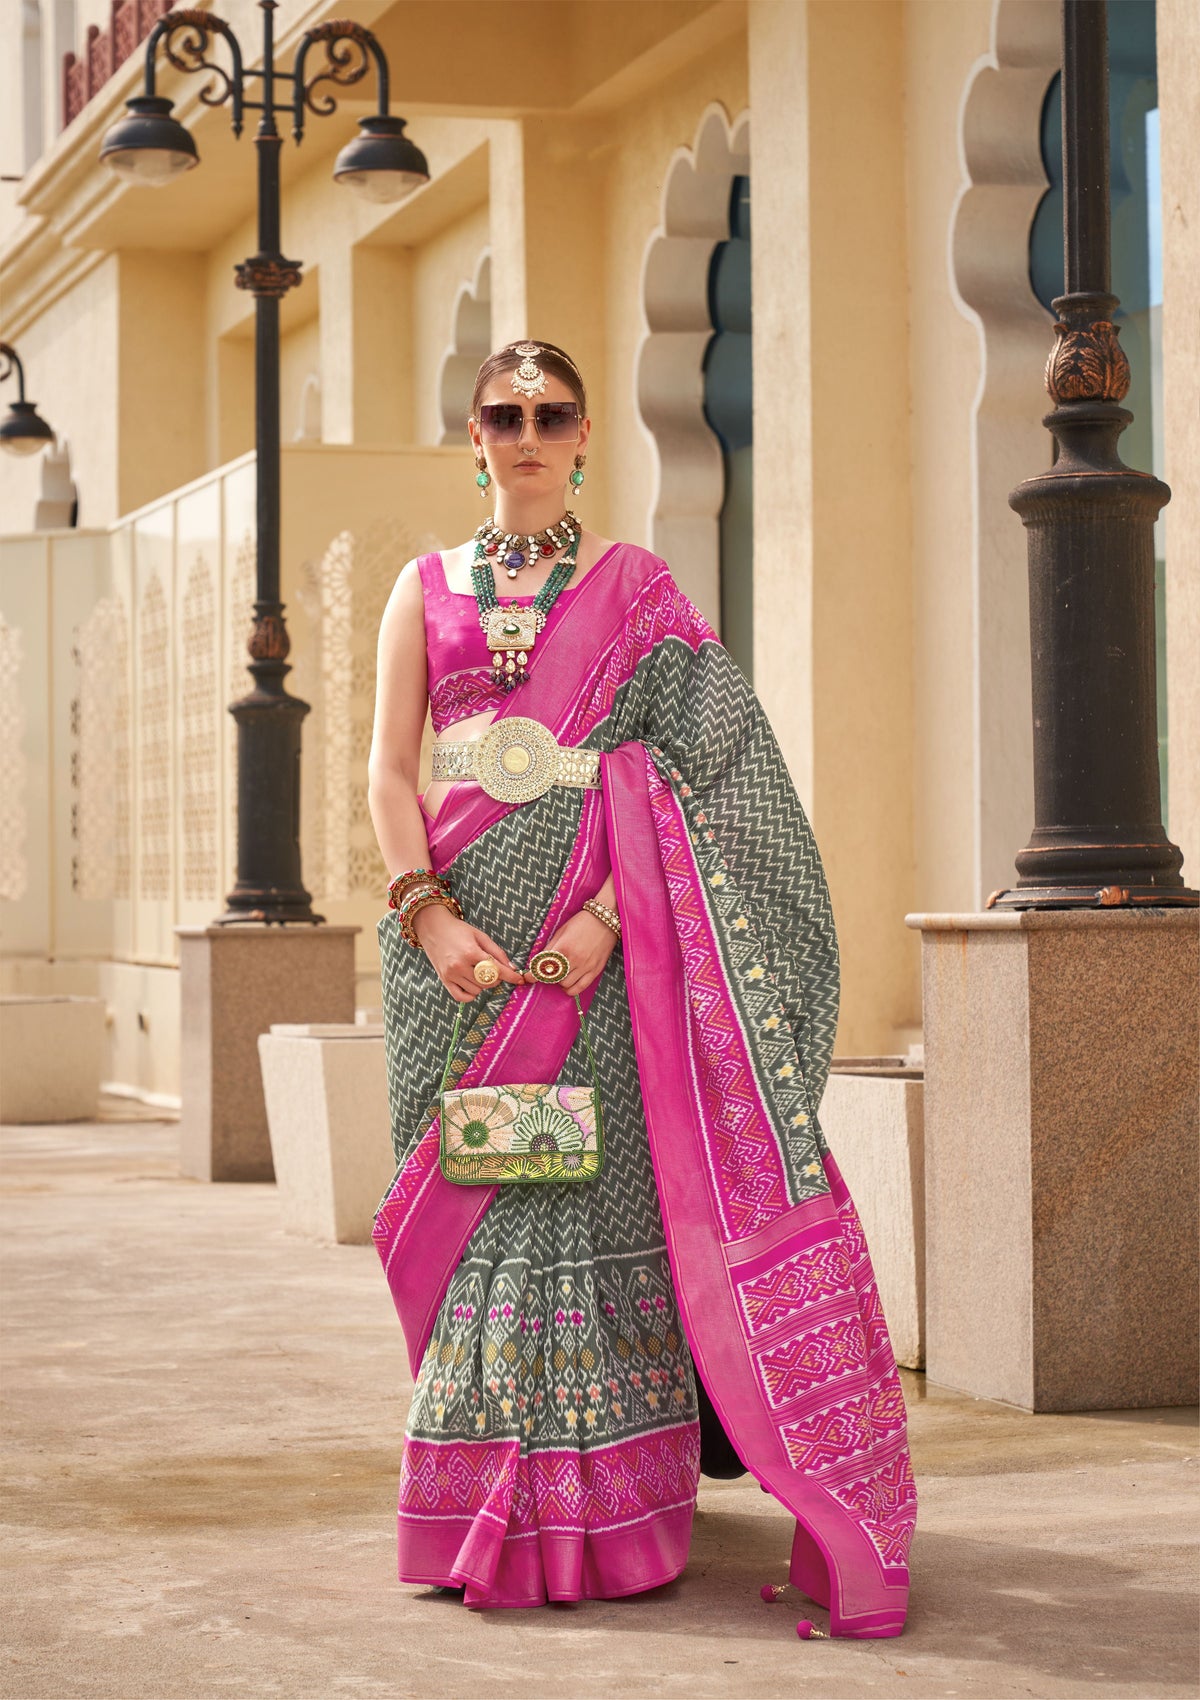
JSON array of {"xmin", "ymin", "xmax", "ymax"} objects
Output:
[{"xmin": 401, "ymin": 890, "xmax": 463, "ymax": 948}]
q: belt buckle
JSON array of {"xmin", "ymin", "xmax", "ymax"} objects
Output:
[{"xmin": 474, "ymin": 717, "xmax": 560, "ymax": 804}]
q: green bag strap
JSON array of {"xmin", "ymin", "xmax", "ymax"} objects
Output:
[{"xmin": 437, "ymin": 991, "xmax": 603, "ymax": 1102}]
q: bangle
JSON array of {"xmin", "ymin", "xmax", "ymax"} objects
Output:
[
  {"xmin": 399, "ymin": 889, "xmax": 463, "ymax": 948},
  {"xmin": 388, "ymin": 866, "xmax": 451, "ymax": 911},
  {"xmin": 582, "ymin": 896, "xmax": 621, "ymax": 938}
]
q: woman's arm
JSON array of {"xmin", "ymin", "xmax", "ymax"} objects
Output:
[
  {"xmin": 367, "ymin": 560, "xmax": 435, "ymax": 880},
  {"xmin": 367, "ymin": 560, "xmax": 524, "ymax": 1002}
]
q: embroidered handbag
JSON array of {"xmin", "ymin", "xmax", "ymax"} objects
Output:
[{"xmin": 437, "ymin": 991, "xmax": 605, "ymax": 1186}]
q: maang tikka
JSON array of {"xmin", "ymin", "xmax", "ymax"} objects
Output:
[{"xmin": 510, "ymin": 343, "xmax": 547, "ymax": 399}]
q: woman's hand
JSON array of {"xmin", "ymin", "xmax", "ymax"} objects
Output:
[
  {"xmin": 527, "ymin": 909, "xmax": 619, "ymax": 998},
  {"xmin": 412, "ymin": 905, "xmax": 525, "ymax": 1003}
]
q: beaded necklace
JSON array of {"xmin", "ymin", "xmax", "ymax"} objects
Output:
[
  {"xmin": 474, "ymin": 510, "xmax": 580, "ymax": 578},
  {"xmin": 471, "ymin": 530, "xmax": 580, "ymax": 690}
]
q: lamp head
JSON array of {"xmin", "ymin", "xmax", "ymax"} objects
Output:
[
  {"xmin": 99, "ymin": 96, "xmax": 199, "ymax": 186},
  {"xmin": 0, "ymin": 400, "xmax": 55, "ymax": 457},
  {"xmin": 332, "ymin": 115, "xmax": 429, "ymax": 205}
]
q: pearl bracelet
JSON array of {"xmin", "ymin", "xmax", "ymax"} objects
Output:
[{"xmin": 582, "ymin": 896, "xmax": 621, "ymax": 938}]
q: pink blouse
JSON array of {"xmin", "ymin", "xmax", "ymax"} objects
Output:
[{"xmin": 419, "ymin": 551, "xmax": 593, "ymax": 736}]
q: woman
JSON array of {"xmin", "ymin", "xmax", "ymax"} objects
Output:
[{"xmin": 368, "ymin": 340, "xmax": 915, "ymax": 1638}]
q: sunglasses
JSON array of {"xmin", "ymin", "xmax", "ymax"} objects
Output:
[{"xmin": 477, "ymin": 401, "xmax": 581, "ymax": 445}]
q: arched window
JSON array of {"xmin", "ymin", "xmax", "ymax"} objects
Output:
[
  {"xmin": 703, "ymin": 176, "xmax": 753, "ymax": 680},
  {"xmin": 636, "ymin": 106, "xmax": 750, "ymax": 630}
]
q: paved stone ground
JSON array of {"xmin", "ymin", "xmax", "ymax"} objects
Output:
[{"xmin": 1, "ymin": 1111, "xmax": 1196, "ymax": 1700}]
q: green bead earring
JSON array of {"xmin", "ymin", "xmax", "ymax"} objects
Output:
[
  {"xmin": 570, "ymin": 454, "xmax": 586, "ymax": 494},
  {"xmin": 475, "ymin": 456, "xmax": 491, "ymax": 499}
]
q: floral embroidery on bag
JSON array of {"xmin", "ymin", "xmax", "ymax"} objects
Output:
[{"xmin": 440, "ymin": 1082, "xmax": 603, "ymax": 1184}]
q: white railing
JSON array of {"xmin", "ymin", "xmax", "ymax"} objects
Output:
[{"xmin": 0, "ymin": 444, "xmax": 478, "ymax": 990}]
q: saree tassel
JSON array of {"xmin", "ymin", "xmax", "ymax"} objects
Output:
[{"xmin": 761, "ymin": 1583, "xmax": 830, "ymax": 1638}]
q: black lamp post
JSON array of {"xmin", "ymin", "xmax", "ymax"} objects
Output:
[
  {"xmin": 0, "ymin": 343, "xmax": 57, "ymax": 457},
  {"xmin": 992, "ymin": 0, "xmax": 1195, "ymax": 910},
  {"xmin": 100, "ymin": 4, "xmax": 428, "ymax": 924}
]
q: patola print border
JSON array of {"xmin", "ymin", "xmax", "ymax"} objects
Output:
[
  {"xmin": 604, "ymin": 744, "xmax": 912, "ymax": 1634},
  {"xmin": 645, "ymin": 746, "xmax": 830, "ymax": 1214},
  {"xmin": 398, "ymin": 1421, "xmax": 701, "ymax": 1536}
]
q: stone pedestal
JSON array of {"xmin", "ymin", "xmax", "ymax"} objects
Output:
[
  {"xmin": 822, "ymin": 1064, "xmax": 925, "ymax": 1369},
  {"xmin": 0, "ymin": 995, "xmax": 106, "ymax": 1123},
  {"xmin": 258, "ymin": 1024, "xmax": 394, "ymax": 1244},
  {"xmin": 906, "ymin": 908, "xmax": 1199, "ymax": 1412},
  {"xmin": 177, "ymin": 926, "xmax": 359, "ymax": 1183}
]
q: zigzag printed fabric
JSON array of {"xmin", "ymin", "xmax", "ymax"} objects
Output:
[
  {"xmin": 375, "ymin": 550, "xmax": 915, "ymax": 1624},
  {"xmin": 380, "ymin": 792, "xmax": 703, "ymax": 1604}
]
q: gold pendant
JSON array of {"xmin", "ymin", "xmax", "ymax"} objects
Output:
[{"xmin": 484, "ymin": 605, "xmax": 538, "ymax": 653}]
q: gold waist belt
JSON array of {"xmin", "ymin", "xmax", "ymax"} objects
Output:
[{"xmin": 431, "ymin": 716, "xmax": 601, "ymax": 804}]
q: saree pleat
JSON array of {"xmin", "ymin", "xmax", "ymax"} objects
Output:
[{"xmin": 375, "ymin": 543, "xmax": 915, "ymax": 1634}]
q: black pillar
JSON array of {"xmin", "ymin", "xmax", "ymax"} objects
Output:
[{"xmin": 993, "ymin": 0, "xmax": 1195, "ymax": 910}]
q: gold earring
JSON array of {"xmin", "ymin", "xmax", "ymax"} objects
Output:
[
  {"xmin": 570, "ymin": 453, "xmax": 586, "ymax": 494},
  {"xmin": 475, "ymin": 453, "xmax": 491, "ymax": 499}
]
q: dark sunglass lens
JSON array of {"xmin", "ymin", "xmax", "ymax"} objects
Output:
[
  {"xmin": 536, "ymin": 404, "xmax": 579, "ymax": 441},
  {"xmin": 480, "ymin": 404, "xmax": 523, "ymax": 443}
]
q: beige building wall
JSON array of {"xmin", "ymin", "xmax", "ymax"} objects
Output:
[
  {"xmin": 808, "ymin": 0, "xmax": 917, "ymax": 1056},
  {"xmin": 116, "ymin": 250, "xmax": 209, "ymax": 515},
  {"xmin": 3, "ymin": 0, "xmax": 1196, "ymax": 1093},
  {"xmin": 412, "ymin": 202, "xmax": 491, "ymax": 448},
  {"xmin": 1158, "ymin": 0, "xmax": 1200, "ymax": 886},
  {"xmin": 905, "ymin": 0, "xmax": 995, "ymax": 917},
  {"xmin": 750, "ymin": 0, "xmax": 928, "ymax": 1055},
  {"xmin": 0, "ymin": 254, "xmax": 117, "ymax": 528}
]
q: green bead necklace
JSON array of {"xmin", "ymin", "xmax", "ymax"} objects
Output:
[{"xmin": 471, "ymin": 531, "xmax": 581, "ymax": 691}]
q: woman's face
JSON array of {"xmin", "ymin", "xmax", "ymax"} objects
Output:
[{"xmin": 468, "ymin": 370, "xmax": 591, "ymax": 509}]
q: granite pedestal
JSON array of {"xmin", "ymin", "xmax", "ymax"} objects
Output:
[
  {"xmin": 906, "ymin": 908, "xmax": 1198, "ymax": 1412},
  {"xmin": 177, "ymin": 925, "xmax": 359, "ymax": 1182}
]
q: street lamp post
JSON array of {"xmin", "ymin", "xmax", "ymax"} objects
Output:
[
  {"xmin": 0, "ymin": 343, "xmax": 57, "ymax": 457},
  {"xmin": 100, "ymin": 3, "xmax": 428, "ymax": 925},
  {"xmin": 993, "ymin": 0, "xmax": 1195, "ymax": 910}
]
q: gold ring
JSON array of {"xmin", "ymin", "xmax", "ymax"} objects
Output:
[
  {"xmin": 472, "ymin": 958, "xmax": 500, "ymax": 987},
  {"xmin": 528, "ymin": 949, "xmax": 571, "ymax": 984}
]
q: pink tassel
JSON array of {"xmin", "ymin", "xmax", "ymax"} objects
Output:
[
  {"xmin": 760, "ymin": 1582, "xmax": 790, "ymax": 1602},
  {"xmin": 796, "ymin": 1619, "xmax": 830, "ymax": 1640}
]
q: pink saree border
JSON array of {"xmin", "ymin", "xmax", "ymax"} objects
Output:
[
  {"xmin": 602, "ymin": 743, "xmax": 913, "ymax": 1638},
  {"xmin": 397, "ymin": 1422, "xmax": 699, "ymax": 1607}
]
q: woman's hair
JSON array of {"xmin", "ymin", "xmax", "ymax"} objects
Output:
[{"xmin": 471, "ymin": 340, "xmax": 587, "ymax": 416}]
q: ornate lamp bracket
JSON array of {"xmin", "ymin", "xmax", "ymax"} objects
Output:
[{"xmin": 234, "ymin": 255, "xmax": 303, "ymax": 297}]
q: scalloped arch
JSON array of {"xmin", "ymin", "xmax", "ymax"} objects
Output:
[
  {"xmin": 635, "ymin": 104, "xmax": 750, "ymax": 625},
  {"xmin": 437, "ymin": 249, "xmax": 493, "ymax": 445},
  {"xmin": 949, "ymin": 0, "xmax": 1057, "ymax": 901}
]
